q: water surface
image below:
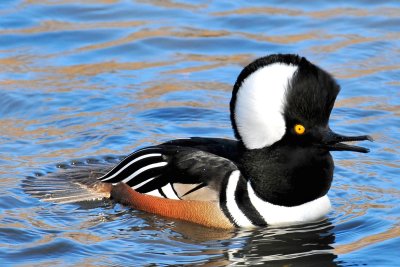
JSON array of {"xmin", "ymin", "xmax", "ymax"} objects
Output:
[{"xmin": 0, "ymin": 0, "xmax": 399, "ymax": 266}]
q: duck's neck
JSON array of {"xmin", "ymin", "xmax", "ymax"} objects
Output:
[{"xmin": 239, "ymin": 144, "xmax": 334, "ymax": 207}]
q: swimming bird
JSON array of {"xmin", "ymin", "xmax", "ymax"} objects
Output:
[{"xmin": 98, "ymin": 54, "xmax": 372, "ymax": 229}]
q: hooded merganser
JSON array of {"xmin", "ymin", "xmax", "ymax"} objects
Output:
[{"xmin": 98, "ymin": 54, "xmax": 372, "ymax": 229}]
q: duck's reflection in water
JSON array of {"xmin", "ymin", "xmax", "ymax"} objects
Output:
[{"xmin": 167, "ymin": 219, "xmax": 338, "ymax": 266}]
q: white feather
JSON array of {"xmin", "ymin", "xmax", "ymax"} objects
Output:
[
  {"xmin": 234, "ymin": 63, "xmax": 298, "ymax": 149},
  {"xmin": 161, "ymin": 183, "xmax": 180, "ymax": 200},
  {"xmin": 121, "ymin": 162, "xmax": 167, "ymax": 184},
  {"xmin": 226, "ymin": 171, "xmax": 254, "ymax": 227},
  {"xmin": 132, "ymin": 177, "xmax": 155, "ymax": 190},
  {"xmin": 247, "ymin": 181, "xmax": 331, "ymax": 225},
  {"xmin": 101, "ymin": 153, "xmax": 162, "ymax": 181}
]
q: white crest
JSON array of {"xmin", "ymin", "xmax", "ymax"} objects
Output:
[{"xmin": 234, "ymin": 63, "xmax": 298, "ymax": 149}]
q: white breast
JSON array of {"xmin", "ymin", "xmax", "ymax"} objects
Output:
[{"xmin": 247, "ymin": 181, "xmax": 331, "ymax": 225}]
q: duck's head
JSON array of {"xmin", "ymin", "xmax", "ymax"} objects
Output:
[{"xmin": 230, "ymin": 54, "xmax": 372, "ymax": 152}]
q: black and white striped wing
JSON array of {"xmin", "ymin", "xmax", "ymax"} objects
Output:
[
  {"xmin": 98, "ymin": 147, "xmax": 169, "ymax": 197},
  {"xmin": 98, "ymin": 145, "xmax": 238, "ymax": 201}
]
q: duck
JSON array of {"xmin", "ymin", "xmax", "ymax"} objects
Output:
[{"xmin": 98, "ymin": 54, "xmax": 372, "ymax": 229}]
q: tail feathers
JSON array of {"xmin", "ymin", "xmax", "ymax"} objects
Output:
[{"xmin": 23, "ymin": 160, "xmax": 117, "ymax": 204}]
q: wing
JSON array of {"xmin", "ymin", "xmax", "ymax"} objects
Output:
[
  {"xmin": 161, "ymin": 137, "xmax": 242, "ymax": 163},
  {"xmin": 98, "ymin": 144, "xmax": 238, "ymax": 202}
]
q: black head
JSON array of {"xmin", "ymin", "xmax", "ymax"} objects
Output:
[{"xmin": 230, "ymin": 54, "xmax": 372, "ymax": 153}]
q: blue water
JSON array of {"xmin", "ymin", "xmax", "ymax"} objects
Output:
[{"xmin": 1, "ymin": 1, "xmax": 399, "ymax": 266}]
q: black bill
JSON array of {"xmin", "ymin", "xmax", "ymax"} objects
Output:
[{"xmin": 322, "ymin": 130, "xmax": 373, "ymax": 153}]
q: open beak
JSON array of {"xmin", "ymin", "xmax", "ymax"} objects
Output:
[{"xmin": 321, "ymin": 129, "xmax": 373, "ymax": 153}]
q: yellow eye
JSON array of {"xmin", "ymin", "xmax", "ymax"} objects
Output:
[{"xmin": 294, "ymin": 124, "xmax": 305, "ymax": 135}]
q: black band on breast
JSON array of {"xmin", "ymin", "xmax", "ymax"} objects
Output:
[{"xmin": 235, "ymin": 176, "xmax": 267, "ymax": 226}]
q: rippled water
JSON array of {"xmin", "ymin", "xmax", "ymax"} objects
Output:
[{"xmin": 1, "ymin": 1, "xmax": 399, "ymax": 266}]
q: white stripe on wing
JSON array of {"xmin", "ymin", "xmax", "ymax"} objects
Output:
[
  {"xmin": 100, "ymin": 153, "xmax": 162, "ymax": 181},
  {"xmin": 132, "ymin": 177, "xmax": 156, "ymax": 190},
  {"xmin": 121, "ymin": 162, "xmax": 168, "ymax": 184}
]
